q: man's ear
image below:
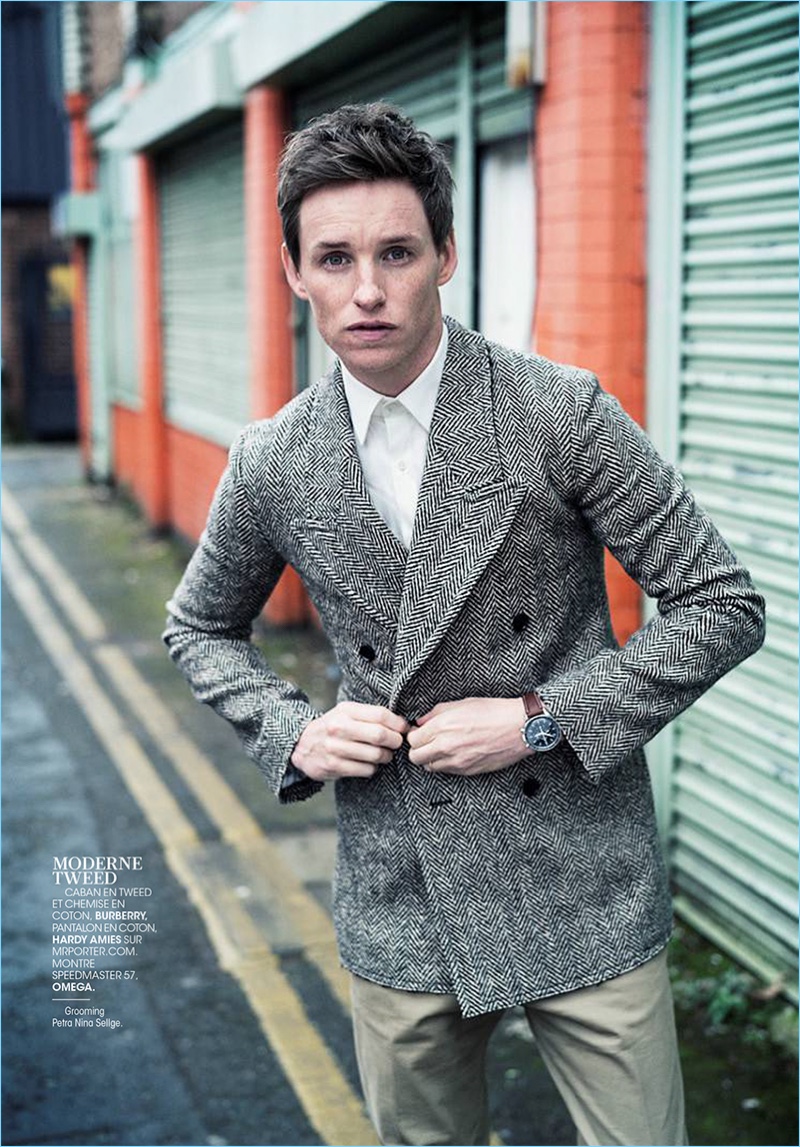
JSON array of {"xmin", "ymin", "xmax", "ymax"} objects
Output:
[
  {"xmin": 437, "ymin": 230, "xmax": 458, "ymax": 287},
  {"xmin": 281, "ymin": 243, "xmax": 308, "ymax": 300}
]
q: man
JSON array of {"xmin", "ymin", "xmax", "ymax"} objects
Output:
[{"xmin": 164, "ymin": 103, "xmax": 765, "ymax": 1146}]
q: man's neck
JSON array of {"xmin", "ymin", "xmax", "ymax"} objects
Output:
[{"xmin": 343, "ymin": 323, "xmax": 447, "ymax": 398}]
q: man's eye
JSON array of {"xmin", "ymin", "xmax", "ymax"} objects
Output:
[
  {"xmin": 322, "ymin": 253, "xmax": 348, "ymax": 267},
  {"xmin": 385, "ymin": 247, "xmax": 411, "ymax": 262}
]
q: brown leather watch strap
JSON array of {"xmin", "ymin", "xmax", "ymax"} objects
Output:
[{"xmin": 522, "ymin": 691, "xmax": 543, "ymax": 719}]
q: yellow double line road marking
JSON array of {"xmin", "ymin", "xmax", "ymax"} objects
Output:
[{"xmin": 2, "ymin": 487, "xmax": 376, "ymax": 1146}]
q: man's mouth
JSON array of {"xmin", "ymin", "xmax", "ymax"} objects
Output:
[
  {"xmin": 347, "ymin": 322, "xmax": 396, "ymax": 331},
  {"xmin": 346, "ymin": 322, "xmax": 396, "ymax": 342}
]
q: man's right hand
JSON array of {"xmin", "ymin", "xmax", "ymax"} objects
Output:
[{"xmin": 291, "ymin": 702, "xmax": 409, "ymax": 781}]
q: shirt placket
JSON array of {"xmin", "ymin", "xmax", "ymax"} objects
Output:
[{"xmin": 383, "ymin": 402, "xmax": 418, "ymax": 547}]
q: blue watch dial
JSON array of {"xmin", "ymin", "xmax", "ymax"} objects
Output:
[{"xmin": 522, "ymin": 714, "xmax": 562, "ymax": 752}]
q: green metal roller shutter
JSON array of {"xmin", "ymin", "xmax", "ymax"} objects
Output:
[
  {"xmin": 158, "ymin": 119, "xmax": 248, "ymax": 446},
  {"xmin": 293, "ymin": 19, "xmax": 461, "ymax": 137},
  {"xmin": 668, "ymin": 1, "xmax": 799, "ymax": 991},
  {"xmin": 104, "ymin": 150, "xmax": 139, "ymax": 411},
  {"xmin": 292, "ymin": 4, "xmax": 531, "ymax": 143},
  {"xmin": 473, "ymin": 3, "xmax": 536, "ymax": 143}
]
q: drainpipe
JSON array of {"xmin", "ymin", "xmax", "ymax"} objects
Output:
[{"xmin": 135, "ymin": 152, "xmax": 169, "ymax": 530}]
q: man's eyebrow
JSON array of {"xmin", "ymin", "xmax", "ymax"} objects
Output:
[
  {"xmin": 310, "ymin": 239, "xmax": 353, "ymax": 252},
  {"xmin": 310, "ymin": 234, "xmax": 421, "ymax": 253}
]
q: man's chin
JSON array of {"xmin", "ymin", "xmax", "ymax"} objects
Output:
[{"xmin": 339, "ymin": 348, "xmax": 411, "ymax": 394}]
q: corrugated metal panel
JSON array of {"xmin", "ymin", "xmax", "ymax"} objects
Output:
[
  {"xmin": 292, "ymin": 20, "xmax": 462, "ymax": 137},
  {"xmin": 672, "ymin": 0, "xmax": 798, "ymax": 991},
  {"xmin": 86, "ymin": 236, "xmax": 109, "ymax": 474},
  {"xmin": 104, "ymin": 151, "xmax": 140, "ymax": 410},
  {"xmin": 158, "ymin": 119, "xmax": 248, "ymax": 446},
  {"xmin": 108, "ymin": 231, "xmax": 139, "ymax": 409},
  {"xmin": 473, "ymin": 3, "xmax": 534, "ymax": 142},
  {"xmin": 292, "ymin": 4, "xmax": 533, "ymax": 146}
]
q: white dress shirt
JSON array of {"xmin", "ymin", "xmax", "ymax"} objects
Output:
[{"xmin": 342, "ymin": 325, "xmax": 448, "ymax": 548}]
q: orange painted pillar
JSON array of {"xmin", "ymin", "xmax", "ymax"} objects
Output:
[
  {"xmin": 534, "ymin": 2, "xmax": 647, "ymax": 645},
  {"xmin": 66, "ymin": 92, "xmax": 95, "ymax": 194},
  {"xmin": 245, "ymin": 84, "xmax": 306, "ymax": 625},
  {"xmin": 134, "ymin": 153, "xmax": 169, "ymax": 529},
  {"xmin": 65, "ymin": 92, "xmax": 94, "ymax": 473}
]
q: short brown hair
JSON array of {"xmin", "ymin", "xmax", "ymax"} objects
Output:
[{"xmin": 277, "ymin": 102, "xmax": 454, "ymax": 267}]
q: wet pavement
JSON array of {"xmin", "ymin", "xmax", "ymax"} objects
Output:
[{"xmin": 2, "ymin": 444, "xmax": 796, "ymax": 1147}]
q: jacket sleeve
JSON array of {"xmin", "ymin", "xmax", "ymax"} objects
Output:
[
  {"xmin": 163, "ymin": 425, "xmax": 324, "ymax": 804},
  {"xmin": 537, "ymin": 371, "xmax": 766, "ymax": 781}
]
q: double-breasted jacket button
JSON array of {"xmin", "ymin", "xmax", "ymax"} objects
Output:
[
  {"xmin": 522, "ymin": 776, "xmax": 541, "ymax": 798},
  {"xmin": 359, "ymin": 643, "xmax": 376, "ymax": 662},
  {"xmin": 512, "ymin": 612, "xmax": 530, "ymax": 633}
]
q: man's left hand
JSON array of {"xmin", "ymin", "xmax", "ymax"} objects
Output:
[{"xmin": 406, "ymin": 697, "xmax": 529, "ymax": 776}]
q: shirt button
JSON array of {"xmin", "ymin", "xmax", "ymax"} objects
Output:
[{"xmin": 397, "ymin": 460, "xmax": 407, "ymax": 473}]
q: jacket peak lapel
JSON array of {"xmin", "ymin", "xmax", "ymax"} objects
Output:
[
  {"xmin": 392, "ymin": 321, "xmax": 524, "ymax": 704},
  {"xmin": 293, "ymin": 365, "xmax": 406, "ymax": 633}
]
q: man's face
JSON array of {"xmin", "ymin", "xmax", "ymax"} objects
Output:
[{"xmin": 282, "ymin": 179, "xmax": 457, "ymax": 396}]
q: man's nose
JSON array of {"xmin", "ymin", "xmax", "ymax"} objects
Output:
[{"xmin": 353, "ymin": 266, "xmax": 386, "ymax": 309}]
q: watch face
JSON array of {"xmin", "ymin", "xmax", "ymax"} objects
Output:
[{"xmin": 523, "ymin": 714, "xmax": 562, "ymax": 752}]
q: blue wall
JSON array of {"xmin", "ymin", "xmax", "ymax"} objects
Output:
[{"xmin": 2, "ymin": 2, "xmax": 69, "ymax": 204}]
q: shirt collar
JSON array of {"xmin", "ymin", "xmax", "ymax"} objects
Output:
[{"xmin": 342, "ymin": 324, "xmax": 448, "ymax": 445}]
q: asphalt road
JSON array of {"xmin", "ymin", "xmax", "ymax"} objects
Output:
[{"xmin": 2, "ymin": 446, "xmax": 573, "ymax": 1147}]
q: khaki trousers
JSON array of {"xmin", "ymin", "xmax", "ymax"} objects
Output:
[{"xmin": 351, "ymin": 951, "xmax": 688, "ymax": 1146}]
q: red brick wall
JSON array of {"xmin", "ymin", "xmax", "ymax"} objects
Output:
[
  {"xmin": 87, "ymin": 2, "xmax": 125, "ymax": 100},
  {"xmin": 534, "ymin": 1, "xmax": 648, "ymax": 644},
  {"xmin": 162, "ymin": 421, "xmax": 307, "ymax": 623},
  {"xmin": 86, "ymin": 2, "xmax": 211, "ymax": 101},
  {"xmin": 112, "ymin": 404, "xmax": 142, "ymax": 498},
  {"xmin": 165, "ymin": 423, "xmax": 228, "ymax": 545},
  {"xmin": 113, "ymin": 405, "xmax": 224, "ymax": 542}
]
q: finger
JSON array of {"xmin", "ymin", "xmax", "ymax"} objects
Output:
[
  {"xmin": 405, "ymin": 725, "xmax": 429, "ymax": 749},
  {"xmin": 336, "ymin": 719, "xmax": 404, "ymax": 754},
  {"xmin": 327, "ymin": 736, "xmax": 395, "ymax": 766},
  {"xmin": 406, "ymin": 719, "xmax": 440, "ymax": 749},
  {"xmin": 370, "ymin": 723, "xmax": 406, "ymax": 751},
  {"xmin": 345, "ymin": 703, "xmax": 409, "ymax": 735},
  {"xmin": 325, "ymin": 710, "xmax": 384, "ymax": 744},
  {"xmin": 416, "ymin": 700, "xmax": 463, "ymax": 726},
  {"xmin": 414, "ymin": 704, "xmax": 445, "ymax": 727},
  {"xmin": 344, "ymin": 715, "xmax": 407, "ymax": 750},
  {"xmin": 332, "ymin": 760, "xmax": 378, "ymax": 779},
  {"xmin": 372, "ymin": 707, "xmax": 411, "ymax": 735},
  {"xmin": 407, "ymin": 741, "xmax": 437, "ymax": 767}
]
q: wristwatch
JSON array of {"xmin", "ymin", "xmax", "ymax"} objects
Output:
[{"xmin": 520, "ymin": 692, "xmax": 563, "ymax": 752}]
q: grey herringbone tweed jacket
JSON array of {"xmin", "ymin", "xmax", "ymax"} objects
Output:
[{"xmin": 165, "ymin": 317, "xmax": 765, "ymax": 1017}]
